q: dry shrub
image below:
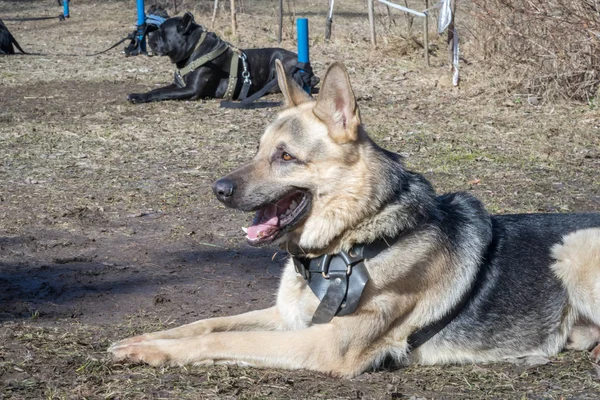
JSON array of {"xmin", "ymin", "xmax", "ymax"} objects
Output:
[{"xmin": 466, "ymin": 0, "xmax": 600, "ymax": 101}]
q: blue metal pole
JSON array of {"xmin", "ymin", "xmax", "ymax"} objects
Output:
[
  {"xmin": 296, "ymin": 18, "xmax": 310, "ymax": 93},
  {"xmin": 136, "ymin": 0, "xmax": 146, "ymax": 52},
  {"xmin": 63, "ymin": 0, "xmax": 70, "ymax": 18}
]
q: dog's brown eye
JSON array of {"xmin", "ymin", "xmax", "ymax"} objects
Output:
[{"xmin": 282, "ymin": 152, "xmax": 294, "ymax": 161}]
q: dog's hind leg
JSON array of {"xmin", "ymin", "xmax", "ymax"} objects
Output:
[
  {"xmin": 551, "ymin": 228, "xmax": 600, "ymax": 360},
  {"xmin": 566, "ymin": 320, "xmax": 600, "ymax": 351}
]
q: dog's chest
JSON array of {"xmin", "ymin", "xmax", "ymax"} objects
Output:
[{"xmin": 276, "ymin": 262, "xmax": 320, "ymax": 330}]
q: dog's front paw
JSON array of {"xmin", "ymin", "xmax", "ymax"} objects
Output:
[
  {"xmin": 109, "ymin": 340, "xmax": 171, "ymax": 366},
  {"xmin": 109, "ymin": 333, "xmax": 151, "ymax": 350},
  {"xmin": 127, "ymin": 93, "xmax": 148, "ymax": 104}
]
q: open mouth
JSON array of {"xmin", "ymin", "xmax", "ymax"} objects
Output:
[{"xmin": 244, "ymin": 191, "xmax": 311, "ymax": 246}]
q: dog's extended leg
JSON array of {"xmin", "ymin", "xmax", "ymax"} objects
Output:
[
  {"xmin": 110, "ymin": 306, "xmax": 286, "ymax": 347},
  {"xmin": 109, "ymin": 316, "xmax": 384, "ymax": 377},
  {"xmin": 128, "ymin": 84, "xmax": 200, "ymax": 103}
]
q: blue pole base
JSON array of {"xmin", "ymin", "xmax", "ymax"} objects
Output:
[
  {"xmin": 296, "ymin": 18, "xmax": 310, "ymax": 93},
  {"xmin": 124, "ymin": 25, "xmax": 148, "ymax": 56}
]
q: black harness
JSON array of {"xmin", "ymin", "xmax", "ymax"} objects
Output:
[
  {"xmin": 292, "ymin": 247, "xmax": 370, "ymax": 324},
  {"xmin": 173, "ymin": 32, "xmax": 251, "ymax": 103},
  {"xmin": 290, "ymin": 235, "xmax": 472, "ymax": 350}
]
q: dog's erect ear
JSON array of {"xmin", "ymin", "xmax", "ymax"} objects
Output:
[
  {"xmin": 177, "ymin": 12, "xmax": 195, "ymax": 34},
  {"xmin": 275, "ymin": 59, "xmax": 312, "ymax": 107},
  {"xmin": 313, "ymin": 62, "xmax": 361, "ymax": 144}
]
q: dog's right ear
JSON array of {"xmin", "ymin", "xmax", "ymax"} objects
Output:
[
  {"xmin": 177, "ymin": 12, "xmax": 195, "ymax": 34},
  {"xmin": 275, "ymin": 59, "xmax": 312, "ymax": 107},
  {"xmin": 313, "ymin": 62, "xmax": 361, "ymax": 144}
]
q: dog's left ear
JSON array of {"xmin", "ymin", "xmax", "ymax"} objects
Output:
[
  {"xmin": 275, "ymin": 59, "xmax": 312, "ymax": 107},
  {"xmin": 313, "ymin": 62, "xmax": 361, "ymax": 144},
  {"xmin": 177, "ymin": 12, "xmax": 195, "ymax": 34}
]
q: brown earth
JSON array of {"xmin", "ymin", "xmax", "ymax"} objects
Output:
[{"xmin": 1, "ymin": 1, "xmax": 600, "ymax": 399}]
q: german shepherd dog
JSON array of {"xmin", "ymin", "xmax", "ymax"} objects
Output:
[{"xmin": 110, "ymin": 61, "xmax": 600, "ymax": 377}]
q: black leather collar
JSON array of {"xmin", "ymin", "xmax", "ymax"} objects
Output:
[{"xmin": 289, "ymin": 233, "xmax": 472, "ymax": 350}]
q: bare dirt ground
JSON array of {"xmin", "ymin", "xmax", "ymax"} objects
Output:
[{"xmin": 1, "ymin": 0, "xmax": 600, "ymax": 399}]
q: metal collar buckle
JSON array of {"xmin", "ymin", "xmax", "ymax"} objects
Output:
[
  {"xmin": 240, "ymin": 53, "xmax": 252, "ymax": 85},
  {"xmin": 319, "ymin": 252, "xmax": 355, "ymax": 278},
  {"xmin": 292, "ymin": 247, "xmax": 365, "ymax": 281}
]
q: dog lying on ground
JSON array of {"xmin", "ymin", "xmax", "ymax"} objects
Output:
[
  {"xmin": 127, "ymin": 12, "xmax": 318, "ymax": 104},
  {"xmin": 0, "ymin": 18, "xmax": 27, "ymax": 55},
  {"xmin": 110, "ymin": 60, "xmax": 600, "ymax": 377}
]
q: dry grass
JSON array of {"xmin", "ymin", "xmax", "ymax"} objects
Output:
[
  {"xmin": 4, "ymin": 321, "xmax": 600, "ymax": 399},
  {"xmin": 465, "ymin": 0, "xmax": 600, "ymax": 102},
  {"xmin": 1, "ymin": 0, "xmax": 600, "ymax": 399}
]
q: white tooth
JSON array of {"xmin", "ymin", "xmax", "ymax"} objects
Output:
[
  {"xmin": 290, "ymin": 200, "xmax": 298, "ymax": 209},
  {"xmin": 242, "ymin": 227, "xmax": 248, "ymax": 233}
]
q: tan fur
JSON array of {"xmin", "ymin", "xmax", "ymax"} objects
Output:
[
  {"xmin": 552, "ymin": 229, "xmax": 600, "ymax": 323},
  {"xmin": 109, "ymin": 63, "xmax": 600, "ymax": 377},
  {"xmin": 566, "ymin": 320, "xmax": 600, "ymax": 351},
  {"xmin": 551, "ymin": 228, "xmax": 600, "ymax": 359}
]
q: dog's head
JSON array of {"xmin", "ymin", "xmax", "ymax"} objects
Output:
[
  {"xmin": 213, "ymin": 61, "xmax": 392, "ymax": 253},
  {"xmin": 147, "ymin": 5, "xmax": 170, "ymax": 20},
  {"xmin": 147, "ymin": 12, "xmax": 202, "ymax": 62}
]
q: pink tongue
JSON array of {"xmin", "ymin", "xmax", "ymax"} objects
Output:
[{"xmin": 247, "ymin": 215, "xmax": 279, "ymax": 240}]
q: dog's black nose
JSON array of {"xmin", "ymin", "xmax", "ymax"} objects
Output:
[{"xmin": 213, "ymin": 178, "xmax": 235, "ymax": 202}]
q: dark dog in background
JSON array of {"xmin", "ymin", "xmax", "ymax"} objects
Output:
[
  {"xmin": 127, "ymin": 12, "xmax": 318, "ymax": 104},
  {"xmin": 0, "ymin": 18, "xmax": 27, "ymax": 54}
]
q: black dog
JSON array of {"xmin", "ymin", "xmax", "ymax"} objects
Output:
[
  {"xmin": 127, "ymin": 12, "xmax": 319, "ymax": 104},
  {"xmin": 0, "ymin": 18, "xmax": 27, "ymax": 55}
]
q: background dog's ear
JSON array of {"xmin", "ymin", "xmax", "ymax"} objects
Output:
[
  {"xmin": 275, "ymin": 59, "xmax": 312, "ymax": 108},
  {"xmin": 177, "ymin": 12, "xmax": 195, "ymax": 34},
  {"xmin": 313, "ymin": 62, "xmax": 361, "ymax": 144}
]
